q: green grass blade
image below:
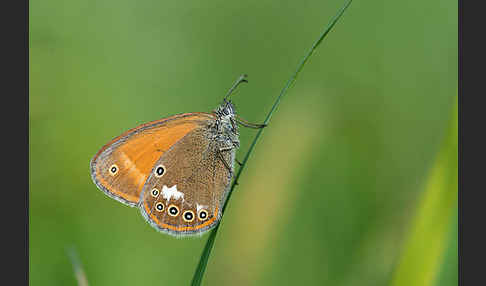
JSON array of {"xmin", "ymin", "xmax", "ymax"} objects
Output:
[
  {"xmin": 390, "ymin": 99, "xmax": 458, "ymax": 286},
  {"xmin": 190, "ymin": 230, "xmax": 218, "ymax": 286},
  {"xmin": 190, "ymin": 1, "xmax": 353, "ymax": 285},
  {"xmin": 66, "ymin": 246, "xmax": 90, "ymax": 286}
]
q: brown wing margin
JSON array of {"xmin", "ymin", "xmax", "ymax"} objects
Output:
[{"xmin": 90, "ymin": 112, "xmax": 214, "ymax": 206}]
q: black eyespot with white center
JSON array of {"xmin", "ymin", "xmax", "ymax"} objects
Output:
[
  {"xmin": 154, "ymin": 165, "xmax": 165, "ymax": 177},
  {"xmin": 155, "ymin": 202, "xmax": 164, "ymax": 212},
  {"xmin": 109, "ymin": 164, "xmax": 118, "ymax": 176},
  {"xmin": 168, "ymin": 205, "xmax": 179, "ymax": 217},
  {"xmin": 198, "ymin": 210, "xmax": 208, "ymax": 221},
  {"xmin": 183, "ymin": 210, "xmax": 195, "ymax": 222},
  {"xmin": 151, "ymin": 188, "xmax": 159, "ymax": 197}
]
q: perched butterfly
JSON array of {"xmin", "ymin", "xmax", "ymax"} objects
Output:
[{"xmin": 90, "ymin": 75, "xmax": 265, "ymax": 237}]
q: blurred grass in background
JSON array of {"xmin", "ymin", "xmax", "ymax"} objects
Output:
[{"xmin": 29, "ymin": 0, "xmax": 457, "ymax": 285}]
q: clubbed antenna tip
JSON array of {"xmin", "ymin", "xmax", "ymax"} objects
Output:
[{"xmin": 224, "ymin": 74, "xmax": 248, "ymax": 101}]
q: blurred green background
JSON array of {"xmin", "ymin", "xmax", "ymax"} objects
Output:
[{"xmin": 29, "ymin": 0, "xmax": 457, "ymax": 285}]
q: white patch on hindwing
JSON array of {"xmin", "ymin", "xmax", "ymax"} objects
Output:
[
  {"xmin": 196, "ymin": 203, "xmax": 208, "ymax": 213},
  {"xmin": 161, "ymin": 185, "xmax": 184, "ymax": 202}
]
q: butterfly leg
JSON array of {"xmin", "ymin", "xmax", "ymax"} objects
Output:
[
  {"xmin": 236, "ymin": 116, "xmax": 267, "ymax": 129},
  {"xmin": 217, "ymin": 147, "xmax": 234, "ymax": 175},
  {"xmin": 218, "ymin": 146, "xmax": 244, "ymax": 186}
]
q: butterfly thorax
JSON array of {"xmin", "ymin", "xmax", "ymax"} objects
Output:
[{"xmin": 210, "ymin": 99, "xmax": 240, "ymax": 148}]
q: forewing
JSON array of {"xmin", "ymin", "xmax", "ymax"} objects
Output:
[
  {"xmin": 90, "ymin": 113, "xmax": 214, "ymax": 206},
  {"xmin": 139, "ymin": 127, "xmax": 235, "ymax": 236}
]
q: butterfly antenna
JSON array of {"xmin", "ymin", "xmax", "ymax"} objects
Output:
[{"xmin": 223, "ymin": 74, "xmax": 248, "ymax": 101}]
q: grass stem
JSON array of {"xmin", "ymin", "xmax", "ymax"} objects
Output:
[{"xmin": 190, "ymin": 1, "xmax": 352, "ymax": 285}]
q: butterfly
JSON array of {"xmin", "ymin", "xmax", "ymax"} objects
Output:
[{"xmin": 90, "ymin": 75, "xmax": 265, "ymax": 237}]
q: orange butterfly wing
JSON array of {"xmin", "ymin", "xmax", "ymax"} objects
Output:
[{"xmin": 90, "ymin": 112, "xmax": 215, "ymax": 206}]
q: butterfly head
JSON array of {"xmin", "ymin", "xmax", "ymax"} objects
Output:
[
  {"xmin": 213, "ymin": 99, "xmax": 239, "ymax": 146},
  {"xmin": 215, "ymin": 98, "xmax": 236, "ymax": 117},
  {"xmin": 210, "ymin": 74, "xmax": 247, "ymax": 146}
]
